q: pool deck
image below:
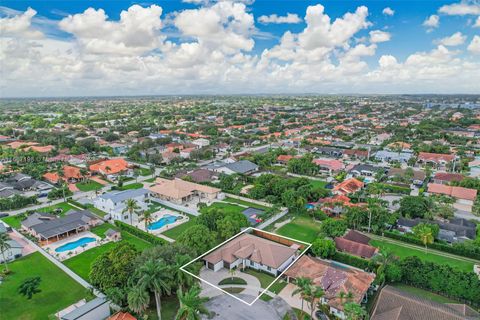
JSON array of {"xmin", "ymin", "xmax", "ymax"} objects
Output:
[
  {"xmin": 43, "ymin": 231, "xmax": 106, "ymax": 261},
  {"xmin": 135, "ymin": 208, "xmax": 189, "ymax": 236}
]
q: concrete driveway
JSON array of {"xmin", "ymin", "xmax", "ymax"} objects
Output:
[
  {"xmin": 278, "ymin": 283, "xmax": 314, "ymax": 315},
  {"xmin": 199, "ymin": 267, "xmax": 262, "ymax": 300}
]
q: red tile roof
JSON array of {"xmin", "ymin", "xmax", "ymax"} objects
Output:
[
  {"xmin": 89, "ymin": 158, "xmax": 129, "ymax": 175},
  {"xmin": 433, "ymin": 172, "xmax": 464, "ymax": 183},
  {"xmin": 334, "ymin": 237, "xmax": 378, "ymax": 259},
  {"xmin": 108, "ymin": 312, "xmax": 137, "ymax": 320},
  {"xmin": 427, "ymin": 183, "xmax": 477, "ymax": 201},
  {"xmin": 418, "ymin": 152, "xmax": 455, "ymax": 163},
  {"xmin": 333, "ymin": 178, "xmax": 364, "ymax": 195}
]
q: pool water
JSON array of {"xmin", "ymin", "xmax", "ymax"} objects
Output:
[
  {"xmin": 55, "ymin": 237, "xmax": 96, "ymax": 252},
  {"xmin": 148, "ymin": 214, "xmax": 179, "ymax": 230}
]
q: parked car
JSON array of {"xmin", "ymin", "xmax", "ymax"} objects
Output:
[{"xmin": 315, "ymin": 310, "xmax": 329, "ymax": 320}]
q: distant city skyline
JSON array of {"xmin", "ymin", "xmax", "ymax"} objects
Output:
[{"xmin": 1, "ymin": 0, "xmax": 480, "ymax": 97}]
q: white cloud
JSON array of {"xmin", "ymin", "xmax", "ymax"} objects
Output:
[
  {"xmin": 382, "ymin": 7, "xmax": 395, "ymax": 16},
  {"xmin": 258, "ymin": 13, "xmax": 302, "ymax": 24},
  {"xmin": 369, "ymin": 30, "xmax": 391, "ymax": 43},
  {"xmin": 468, "ymin": 35, "xmax": 480, "ymax": 53},
  {"xmin": 435, "ymin": 32, "xmax": 466, "ymax": 46},
  {"xmin": 0, "ymin": 7, "xmax": 44, "ymax": 39},
  {"xmin": 423, "ymin": 14, "xmax": 439, "ymax": 29},
  {"xmin": 439, "ymin": 2, "xmax": 480, "ymax": 16},
  {"xmin": 474, "ymin": 16, "xmax": 480, "ymax": 27}
]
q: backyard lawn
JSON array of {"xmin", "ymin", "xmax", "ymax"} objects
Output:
[
  {"xmin": 63, "ymin": 223, "xmax": 152, "ymax": 280},
  {"xmin": 161, "ymin": 215, "xmax": 197, "ymax": 240},
  {"xmin": 369, "ymin": 239, "xmax": 474, "ymax": 272},
  {"xmin": 275, "ymin": 215, "xmax": 321, "ymax": 243},
  {"xmin": 0, "ymin": 252, "xmax": 87, "ymax": 320},
  {"xmin": 201, "ymin": 202, "xmax": 244, "ymax": 214},
  {"xmin": 223, "ymin": 197, "xmax": 270, "ymax": 210},
  {"xmin": 116, "ymin": 182, "xmax": 144, "ymax": 191},
  {"xmin": 308, "ymin": 179, "xmax": 329, "ymax": 189},
  {"xmin": 76, "ymin": 180, "xmax": 103, "ymax": 192}
]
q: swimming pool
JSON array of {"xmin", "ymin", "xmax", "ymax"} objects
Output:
[
  {"xmin": 147, "ymin": 214, "xmax": 179, "ymax": 230},
  {"xmin": 55, "ymin": 237, "xmax": 96, "ymax": 252}
]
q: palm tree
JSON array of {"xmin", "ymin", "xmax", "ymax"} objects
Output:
[
  {"xmin": 123, "ymin": 199, "xmax": 139, "ymax": 225},
  {"xmin": 372, "ymin": 249, "xmax": 395, "ymax": 286},
  {"xmin": 292, "ymin": 277, "xmax": 313, "ymax": 316},
  {"xmin": 414, "ymin": 224, "xmax": 434, "ymax": 253},
  {"xmin": 139, "ymin": 210, "xmax": 154, "ymax": 232},
  {"xmin": 136, "ymin": 260, "xmax": 173, "ymax": 320},
  {"xmin": 173, "ymin": 255, "xmax": 195, "ymax": 298},
  {"xmin": 128, "ymin": 285, "xmax": 150, "ymax": 316},
  {"xmin": 306, "ymin": 286, "xmax": 324, "ymax": 320},
  {"xmin": 0, "ymin": 233, "xmax": 11, "ymax": 272},
  {"xmin": 18, "ymin": 276, "xmax": 42, "ymax": 299},
  {"xmin": 175, "ymin": 285, "xmax": 209, "ymax": 320}
]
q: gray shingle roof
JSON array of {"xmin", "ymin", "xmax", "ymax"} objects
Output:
[
  {"xmin": 224, "ymin": 160, "xmax": 258, "ymax": 174},
  {"xmin": 61, "ymin": 297, "xmax": 109, "ymax": 320},
  {"xmin": 26, "ymin": 210, "xmax": 98, "ymax": 239},
  {"xmin": 99, "ymin": 188, "xmax": 149, "ymax": 204}
]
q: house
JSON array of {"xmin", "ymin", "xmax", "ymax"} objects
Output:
[
  {"xmin": 371, "ymin": 285, "xmax": 479, "ymax": 320},
  {"xmin": 175, "ymin": 169, "xmax": 218, "ymax": 183},
  {"xmin": 211, "ymin": 160, "xmax": 259, "ymax": 175},
  {"xmin": 148, "ymin": 178, "xmax": 222, "ymax": 204},
  {"xmin": 43, "ymin": 165, "xmax": 85, "ymax": 184},
  {"xmin": 108, "ymin": 312, "xmax": 137, "ymax": 320},
  {"xmin": 21, "ymin": 210, "xmax": 101, "ymax": 244},
  {"xmin": 417, "ymin": 152, "xmax": 455, "ymax": 168},
  {"xmin": 433, "ymin": 172, "xmax": 465, "ymax": 185},
  {"xmin": 277, "ymin": 154, "xmax": 294, "ymax": 164},
  {"xmin": 374, "ymin": 150, "xmax": 413, "ymax": 163},
  {"xmin": 89, "ymin": 158, "xmax": 131, "ymax": 178},
  {"xmin": 0, "ymin": 227, "xmax": 24, "ymax": 263},
  {"xmin": 105, "ymin": 228, "xmax": 122, "ymax": 242},
  {"xmin": 387, "ymin": 168, "xmax": 425, "ymax": 186},
  {"xmin": 203, "ymin": 233, "xmax": 299, "ymax": 276},
  {"xmin": 180, "ymin": 147, "xmax": 195, "ymax": 159},
  {"xmin": 334, "ymin": 231, "xmax": 378, "ymax": 259},
  {"xmin": 319, "ymin": 195, "xmax": 365, "ymax": 216},
  {"xmin": 191, "ymin": 138, "xmax": 210, "ymax": 148},
  {"xmin": 468, "ymin": 158, "xmax": 480, "ymax": 178},
  {"xmin": 0, "ymin": 173, "xmax": 54, "ymax": 198},
  {"xmin": 284, "ymin": 255, "xmax": 375, "ymax": 320},
  {"xmin": 427, "ymin": 183, "xmax": 477, "ymax": 212},
  {"xmin": 333, "ymin": 178, "xmax": 364, "ymax": 196},
  {"xmin": 315, "ymin": 147, "xmax": 345, "ymax": 158},
  {"xmin": 313, "ymin": 158, "xmax": 345, "ymax": 174},
  {"xmin": 59, "ymin": 297, "xmax": 111, "ymax": 320},
  {"xmin": 348, "ymin": 164, "xmax": 385, "ymax": 181},
  {"xmin": 343, "ymin": 149, "xmax": 369, "ymax": 160},
  {"xmin": 93, "ymin": 188, "xmax": 150, "ymax": 222},
  {"xmin": 110, "ymin": 143, "xmax": 128, "ymax": 155},
  {"xmin": 397, "ymin": 217, "xmax": 476, "ymax": 243}
]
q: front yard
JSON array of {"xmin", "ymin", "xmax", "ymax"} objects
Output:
[
  {"xmin": 0, "ymin": 252, "xmax": 87, "ymax": 320},
  {"xmin": 76, "ymin": 180, "xmax": 104, "ymax": 192},
  {"xmin": 275, "ymin": 214, "xmax": 322, "ymax": 243}
]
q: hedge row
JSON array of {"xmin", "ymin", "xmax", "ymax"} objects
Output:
[
  {"xmin": 382, "ymin": 230, "xmax": 480, "ymax": 260},
  {"xmin": 332, "ymin": 251, "xmax": 373, "ymax": 271},
  {"xmin": 114, "ymin": 220, "xmax": 167, "ymax": 246},
  {"xmin": 378, "ymin": 183, "xmax": 411, "ymax": 194}
]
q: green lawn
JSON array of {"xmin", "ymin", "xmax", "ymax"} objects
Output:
[
  {"xmin": 218, "ymin": 277, "xmax": 247, "ymax": 286},
  {"xmin": 223, "ymin": 197, "xmax": 270, "ymax": 210},
  {"xmin": 370, "ymin": 239, "xmax": 474, "ymax": 272},
  {"xmin": 201, "ymin": 202, "xmax": 244, "ymax": 214},
  {"xmin": 275, "ymin": 215, "xmax": 322, "ymax": 243},
  {"xmin": 391, "ymin": 284, "xmax": 459, "ymax": 304},
  {"xmin": 161, "ymin": 215, "xmax": 197, "ymax": 240},
  {"xmin": 83, "ymin": 204, "xmax": 108, "ymax": 217},
  {"xmin": 63, "ymin": 224, "xmax": 152, "ymax": 280},
  {"xmin": 0, "ymin": 252, "xmax": 87, "ymax": 320},
  {"xmin": 242, "ymin": 268, "xmax": 287, "ymax": 294},
  {"xmin": 116, "ymin": 182, "xmax": 144, "ymax": 191},
  {"xmin": 76, "ymin": 180, "xmax": 103, "ymax": 192},
  {"xmin": 145, "ymin": 295, "xmax": 180, "ymax": 320},
  {"xmin": 1, "ymin": 215, "xmax": 23, "ymax": 229},
  {"xmin": 308, "ymin": 179, "xmax": 329, "ymax": 189},
  {"xmin": 138, "ymin": 168, "xmax": 152, "ymax": 176}
]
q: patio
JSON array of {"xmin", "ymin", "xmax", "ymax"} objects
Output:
[
  {"xmin": 134, "ymin": 208, "xmax": 189, "ymax": 234},
  {"xmin": 43, "ymin": 231, "xmax": 105, "ymax": 261}
]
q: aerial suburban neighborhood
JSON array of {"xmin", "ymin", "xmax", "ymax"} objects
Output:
[{"xmin": 1, "ymin": 0, "xmax": 480, "ymax": 320}]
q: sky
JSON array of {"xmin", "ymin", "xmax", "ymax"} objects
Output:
[{"xmin": 0, "ymin": 0, "xmax": 479, "ymax": 97}]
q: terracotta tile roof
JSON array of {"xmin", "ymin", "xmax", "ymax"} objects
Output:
[
  {"xmin": 434, "ymin": 172, "xmax": 464, "ymax": 183},
  {"xmin": 371, "ymin": 285, "xmax": 479, "ymax": 320},
  {"xmin": 204, "ymin": 233, "xmax": 297, "ymax": 269},
  {"xmin": 148, "ymin": 178, "xmax": 220, "ymax": 200},
  {"xmin": 334, "ymin": 237, "xmax": 378, "ymax": 259},
  {"xmin": 333, "ymin": 178, "xmax": 364, "ymax": 195},
  {"xmin": 418, "ymin": 152, "xmax": 455, "ymax": 163},
  {"xmin": 89, "ymin": 158, "xmax": 129, "ymax": 175},
  {"xmin": 277, "ymin": 155, "xmax": 294, "ymax": 163},
  {"xmin": 343, "ymin": 230, "xmax": 371, "ymax": 245},
  {"xmin": 427, "ymin": 183, "xmax": 477, "ymax": 201},
  {"xmin": 108, "ymin": 312, "xmax": 137, "ymax": 320},
  {"xmin": 313, "ymin": 158, "xmax": 345, "ymax": 171},
  {"xmin": 285, "ymin": 255, "xmax": 375, "ymax": 311}
]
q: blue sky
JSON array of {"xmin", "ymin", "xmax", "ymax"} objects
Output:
[{"xmin": 0, "ymin": 0, "xmax": 479, "ymax": 96}]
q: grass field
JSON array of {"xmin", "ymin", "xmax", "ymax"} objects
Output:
[
  {"xmin": 0, "ymin": 252, "xmax": 86, "ymax": 320},
  {"xmin": 115, "ymin": 182, "xmax": 144, "ymax": 190},
  {"xmin": 76, "ymin": 180, "xmax": 103, "ymax": 192},
  {"xmin": 63, "ymin": 223, "xmax": 152, "ymax": 280},
  {"xmin": 201, "ymin": 202, "xmax": 245, "ymax": 214},
  {"xmin": 308, "ymin": 179, "xmax": 329, "ymax": 189},
  {"xmin": 275, "ymin": 215, "xmax": 322, "ymax": 243},
  {"xmin": 370, "ymin": 239, "xmax": 474, "ymax": 272},
  {"xmin": 161, "ymin": 215, "xmax": 197, "ymax": 240}
]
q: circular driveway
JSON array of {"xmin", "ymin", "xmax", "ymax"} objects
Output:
[{"xmin": 199, "ymin": 267, "xmax": 261, "ymax": 299}]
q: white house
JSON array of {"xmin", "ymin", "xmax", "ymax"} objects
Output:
[
  {"xmin": 93, "ymin": 188, "xmax": 149, "ymax": 222},
  {"xmin": 192, "ymin": 138, "xmax": 210, "ymax": 148},
  {"xmin": 0, "ymin": 238, "xmax": 23, "ymax": 263},
  {"xmin": 203, "ymin": 233, "xmax": 299, "ymax": 276}
]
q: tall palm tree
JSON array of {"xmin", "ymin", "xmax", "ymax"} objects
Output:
[
  {"xmin": 0, "ymin": 233, "xmax": 11, "ymax": 272},
  {"xmin": 136, "ymin": 260, "xmax": 173, "ymax": 320},
  {"xmin": 139, "ymin": 210, "xmax": 154, "ymax": 233},
  {"xmin": 292, "ymin": 277, "xmax": 313, "ymax": 316},
  {"xmin": 128, "ymin": 285, "xmax": 150, "ymax": 316},
  {"xmin": 175, "ymin": 285, "xmax": 209, "ymax": 320},
  {"xmin": 414, "ymin": 224, "xmax": 434, "ymax": 253},
  {"xmin": 372, "ymin": 249, "xmax": 395, "ymax": 287},
  {"xmin": 173, "ymin": 255, "xmax": 195, "ymax": 298},
  {"xmin": 307, "ymin": 286, "xmax": 324, "ymax": 320},
  {"xmin": 123, "ymin": 199, "xmax": 139, "ymax": 225},
  {"xmin": 18, "ymin": 276, "xmax": 42, "ymax": 299}
]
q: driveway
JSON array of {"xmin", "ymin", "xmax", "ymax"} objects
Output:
[
  {"xmin": 278, "ymin": 283, "xmax": 314, "ymax": 315},
  {"xmin": 199, "ymin": 267, "xmax": 262, "ymax": 300}
]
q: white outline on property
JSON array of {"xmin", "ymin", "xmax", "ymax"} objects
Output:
[{"xmin": 180, "ymin": 227, "xmax": 312, "ymax": 306}]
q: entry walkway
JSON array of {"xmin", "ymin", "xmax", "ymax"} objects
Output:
[{"xmin": 200, "ymin": 267, "xmax": 261, "ymax": 298}]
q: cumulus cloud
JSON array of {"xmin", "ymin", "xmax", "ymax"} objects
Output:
[
  {"xmin": 1, "ymin": 4, "xmax": 480, "ymax": 97},
  {"xmin": 468, "ymin": 35, "xmax": 480, "ymax": 53},
  {"xmin": 369, "ymin": 30, "xmax": 391, "ymax": 43},
  {"xmin": 438, "ymin": 1, "xmax": 480, "ymax": 16},
  {"xmin": 382, "ymin": 7, "xmax": 395, "ymax": 16},
  {"xmin": 435, "ymin": 32, "xmax": 466, "ymax": 46},
  {"xmin": 423, "ymin": 14, "xmax": 440, "ymax": 29},
  {"xmin": 258, "ymin": 13, "xmax": 302, "ymax": 24}
]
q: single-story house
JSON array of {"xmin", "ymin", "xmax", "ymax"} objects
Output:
[
  {"xmin": 210, "ymin": 160, "xmax": 259, "ymax": 175},
  {"xmin": 427, "ymin": 183, "xmax": 477, "ymax": 212},
  {"xmin": 374, "ymin": 150, "xmax": 413, "ymax": 163},
  {"xmin": 387, "ymin": 168, "xmax": 425, "ymax": 186},
  {"xmin": 371, "ymin": 285, "xmax": 479, "ymax": 320},
  {"xmin": 285, "ymin": 255, "xmax": 375, "ymax": 320},
  {"xmin": 203, "ymin": 233, "xmax": 299, "ymax": 276},
  {"xmin": 417, "ymin": 152, "xmax": 455, "ymax": 168},
  {"xmin": 0, "ymin": 228, "xmax": 23, "ymax": 263},
  {"xmin": 89, "ymin": 158, "xmax": 131, "ymax": 178},
  {"xmin": 59, "ymin": 297, "xmax": 111, "ymax": 320},
  {"xmin": 93, "ymin": 188, "xmax": 149, "ymax": 222},
  {"xmin": 175, "ymin": 169, "xmax": 218, "ymax": 183},
  {"xmin": 333, "ymin": 178, "xmax": 364, "ymax": 196},
  {"xmin": 148, "ymin": 178, "xmax": 222, "ymax": 204},
  {"xmin": 433, "ymin": 172, "xmax": 465, "ymax": 185},
  {"xmin": 348, "ymin": 164, "xmax": 386, "ymax": 180},
  {"xmin": 313, "ymin": 158, "xmax": 345, "ymax": 174},
  {"xmin": 334, "ymin": 232, "xmax": 378, "ymax": 259},
  {"xmin": 397, "ymin": 217, "xmax": 476, "ymax": 243}
]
